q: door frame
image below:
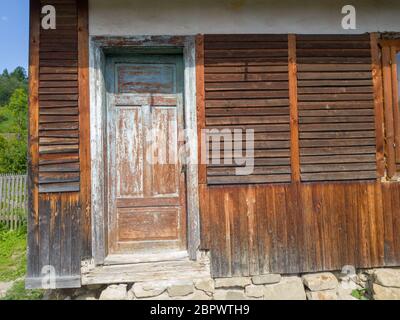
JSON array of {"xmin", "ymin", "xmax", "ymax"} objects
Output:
[{"xmin": 89, "ymin": 36, "xmax": 200, "ymax": 265}]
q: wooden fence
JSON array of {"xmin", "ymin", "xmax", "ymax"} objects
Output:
[{"xmin": 0, "ymin": 174, "xmax": 27, "ymax": 229}]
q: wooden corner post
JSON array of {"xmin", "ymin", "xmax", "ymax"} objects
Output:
[
  {"xmin": 288, "ymin": 34, "xmax": 300, "ymax": 182},
  {"xmin": 196, "ymin": 34, "xmax": 206, "ymax": 185},
  {"xmin": 370, "ymin": 33, "xmax": 386, "ymax": 179}
]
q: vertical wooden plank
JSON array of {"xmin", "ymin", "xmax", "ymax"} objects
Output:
[
  {"xmin": 266, "ymin": 187, "xmax": 278, "ymax": 272},
  {"xmin": 27, "ymin": 0, "xmax": 40, "ymax": 279},
  {"xmin": 389, "ymin": 183, "xmax": 400, "ymax": 264},
  {"xmin": 49, "ymin": 194, "xmax": 61, "ymax": 278},
  {"xmin": 199, "ymin": 184, "xmax": 210, "ymax": 249},
  {"xmin": 274, "ymin": 186, "xmax": 288, "ymax": 273},
  {"xmin": 366, "ymin": 183, "xmax": 378, "ymax": 266},
  {"xmin": 381, "ymin": 183, "xmax": 395, "ymax": 265},
  {"xmin": 370, "ymin": 33, "xmax": 386, "ymax": 178},
  {"xmin": 223, "ymin": 191, "xmax": 233, "ymax": 277},
  {"xmin": 255, "ymin": 186, "xmax": 269, "ymax": 274},
  {"xmin": 382, "ymin": 46, "xmax": 396, "ymax": 178},
  {"xmin": 246, "ymin": 187, "xmax": 259, "ymax": 276},
  {"xmin": 286, "ymin": 183, "xmax": 300, "ymax": 273},
  {"xmin": 357, "ymin": 183, "xmax": 371, "ymax": 267},
  {"xmin": 196, "ymin": 34, "xmax": 207, "ymax": 184},
  {"xmin": 69, "ymin": 193, "xmax": 82, "ymax": 280},
  {"xmin": 312, "ymin": 185, "xmax": 324, "ymax": 271},
  {"xmin": 78, "ymin": 0, "xmax": 91, "ymax": 258},
  {"xmin": 38, "ymin": 194, "xmax": 50, "ymax": 278},
  {"xmin": 238, "ymin": 187, "xmax": 250, "ymax": 276},
  {"xmin": 60, "ymin": 195, "xmax": 72, "ymax": 277},
  {"xmin": 335, "ymin": 183, "xmax": 348, "ymax": 267},
  {"xmin": 288, "ymin": 34, "xmax": 300, "ymax": 182},
  {"xmin": 390, "ymin": 46, "xmax": 400, "ymax": 163},
  {"xmin": 344, "ymin": 183, "xmax": 356, "ymax": 266},
  {"xmin": 230, "ymin": 188, "xmax": 241, "ymax": 276}
]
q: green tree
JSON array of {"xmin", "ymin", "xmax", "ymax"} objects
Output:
[
  {"xmin": 3, "ymin": 88, "xmax": 28, "ymax": 139},
  {"xmin": 0, "ymin": 68, "xmax": 28, "ymax": 173},
  {"xmin": 0, "ymin": 67, "xmax": 27, "ymax": 107},
  {"xmin": 0, "ymin": 136, "xmax": 27, "ymax": 174}
]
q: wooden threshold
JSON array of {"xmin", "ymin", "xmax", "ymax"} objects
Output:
[
  {"xmin": 82, "ymin": 255, "xmax": 210, "ymax": 285},
  {"xmin": 103, "ymin": 250, "xmax": 189, "ymax": 265}
]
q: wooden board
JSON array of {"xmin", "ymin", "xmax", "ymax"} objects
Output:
[
  {"xmin": 297, "ymin": 35, "xmax": 377, "ymax": 182},
  {"xmin": 106, "ymin": 55, "xmax": 187, "ymax": 254},
  {"xmin": 38, "ymin": 0, "xmax": 80, "ymax": 193},
  {"xmin": 27, "ymin": 0, "xmax": 88, "ymax": 289},
  {"xmin": 200, "ymin": 181, "xmax": 400, "ymax": 277},
  {"xmin": 204, "ymin": 35, "xmax": 291, "ymax": 185}
]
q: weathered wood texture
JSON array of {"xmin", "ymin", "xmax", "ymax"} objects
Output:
[
  {"xmin": 38, "ymin": 0, "xmax": 80, "ymax": 193},
  {"xmin": 106, "ymin": 56, "xmax": 187, "ymax": 255},
  {"xmin": 77, "ymin": 0, "xmax": 91, "ymax": 259},
  {"xmin": 27, "ymin": 0, "xmax": 89, "ymax": 289},
  {"xmin": 296, "ymin": 34, "xmax": 377, "ymax": 182},
  {"xmin": 199, "ymin": 34, "xmax": 399, "ymax": 277},
  {"xmin": 0, "ymin": 174, "xmax": 27, "ymax": 229},
  {"xmin": 381, "ymin": 40, "xmax": 400, "ymax": 177},
  {"xmin": 200, "ymin": 181, "xmax": 400, "ymax": 277},
  {"xmin": 204, "ymin": 35, "xmax": 291, "ymax": 185},
  {"xmin": 26, "ymin": 192, "xmax": 81, "ymax": 288}
]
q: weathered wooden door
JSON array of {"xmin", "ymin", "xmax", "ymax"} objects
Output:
[{"xmin": 106, "ymin": 55, "xmax": 187, "ymax": 256}]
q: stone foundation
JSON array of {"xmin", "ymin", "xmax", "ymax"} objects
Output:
[{"xmin": 43, "ymin": 267, "xmax": 400, "ymax": 300}]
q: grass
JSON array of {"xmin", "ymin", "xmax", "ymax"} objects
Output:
[
  {"xmin": 0, "ymin": 225, "xmax": 27, "ymax": 281},
  {"xmin": 351, "ymin": 288, "xmax": 370, "ymax": 300},
  {"xmin": 0, "ymin": 224, "xmax": 44, "ymax": 300},
  {"xmin": 1, "ymin": 280, "xmax": 43, "ymax": 300}
]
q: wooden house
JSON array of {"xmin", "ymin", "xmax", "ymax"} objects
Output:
[{"xmin": 27, "ymin": 0, "xmax": 400, "ymax": 288}]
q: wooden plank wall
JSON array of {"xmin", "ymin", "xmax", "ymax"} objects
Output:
[
  {"xmin": 200, "ymin": 34, "xmax": 400, "ymax": 277},
  {"xmin": 201, "ymin": 182, "xmax": 400, "ymax": 277},
  {"xmin": 204, "ymin": 35, "xmax": 292, "ymax": 185},
  {"xmin": 27, "ymin": 0, "xmax": 90, "ymax": 289},
  {"xmin": 38, "ymin": 0, "xmax": 80, "ymax": 193},
  {"xmin": 297, "ymin": 35, "xmax": 377, "ymax": 182}
]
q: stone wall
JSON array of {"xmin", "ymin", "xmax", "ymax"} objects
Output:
[{"xmin": 44, "ymin": 268, "xmax": 400, "ymax": 300}]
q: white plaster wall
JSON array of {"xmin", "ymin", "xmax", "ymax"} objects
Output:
[{"xmin": 89, "ymin": 0, "xmax": 400, "ymax": 36}]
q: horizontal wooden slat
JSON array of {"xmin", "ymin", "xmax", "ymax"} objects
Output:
[
  {"xmin": 205, "ymin": 65, "xmax": 288, "ymax": 73},
  {"xmin": 206, "ymin": 115, "xmax": 289, "ymax": 125},
  {"xmin": 208, "ymin": 166, "xmax": 291, "ymax": 176},
  {"xmin": 39, "ymin": 145, "xmax": 79, "ymax": 154},
  {"xmin": 39, "ymin": 182, "xmax": 80, "ymax": 193},
  {"xmin": 205, "ymin": 73, "xmax": 288, "ymax": 82},
  {"xmin": 205, "ymin": 34, "xmax": 288, "ymax": 42},
  {"xmin": 206, "ymin": 91, "xmax": 289, "ymax": 100},
  {"xmin": 301, "ymin": 171, "xmax": 376, "ymax": 181},
  {"xmin": 39, "ymin": 153, "xmax": 79, "ymax": 165},
  {"xmin": 300, "ymin": 146, "xmax": 376, "ymax": 156},
  {"xmin": 300, "ymin": 131, "xmax": 375, "ymax": 139},
  {"xmin": 301, "ymin": 163, "xmax": 376, "ymax": 173},
  {"xmin": 300, "ymin": 138, "xmax": 376, "ymax": 147},
  {"xmin": 206, "ymin": 107, "xmax": 289, "ymax": 116},
  {"xmin": 39, "ymin": 172, "xmax": 80, "ymax": 184},
  {"xmin": 300, "ymin": 154, "xmax": 376, "ymax": 164},
  {"xmin": 207, "ymin": 174, "xmax": 291, "ymax": 185},
  {"xmin": 206, "ymin": 81, "xmax": 288, "ymax": 91}
]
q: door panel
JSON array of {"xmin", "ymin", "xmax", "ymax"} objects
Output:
[
  {"xmin": 106, "ymin": 55, "xmax": 186, "ymax": 255},
  {"xmin": 118, "ymin": 207, "xmax": 180, "ymax": 241},
  {"xmin": 150, "ymin": 107, "xmax": 179, "ymax": 196},
  {"xmin": 116, "ymin": 107, "xmax": 143, "ymax": 198},
  {"xmin": 117, "ymin": 64, "xmax": 177, "ymax": 94}
]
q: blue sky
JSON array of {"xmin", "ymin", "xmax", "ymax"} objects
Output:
[{"xmin": 0, "ymin": 0, "xmax": 29, "ymax": 73}]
